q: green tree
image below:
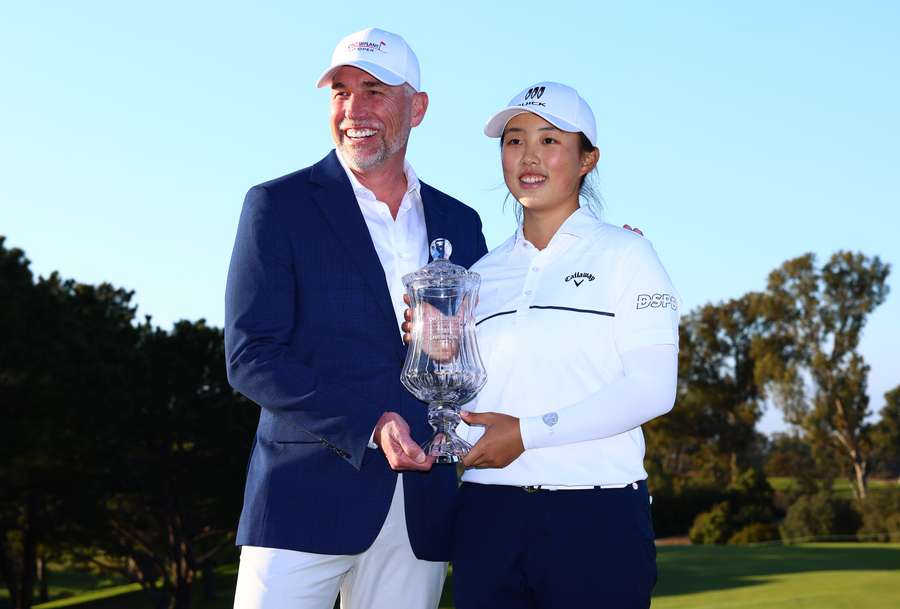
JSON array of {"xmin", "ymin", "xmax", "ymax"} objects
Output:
[
  {"xmin": 688, "ymin": 467, "xmax": 779, "ymax": 544},
  {"xmin": 870, "ymin": 386, "xmax": 900, "ymax": 480},
  {"xmin": 645, "ymin": 295, "xmax": 767, "ymax": 485},
  {"xmin": 858, "ymin": 487, "xmax": 900, "ymax": 541},
  {"xmin": 0, "ymin": 238, "xmax": 139, "ymax": 609},
  {"xmin": 1, "ymin": 237, "xmax": 253, "ymax": 609},
  {"xmin": 764, "ymin": 432, "xmax": 818, "ymax": 494},
  {"xmin": 757, "ymin": 251, "xmax": 890, "ymax": 501},
  {"xmin": 83, "ymin": 320, "xmax": 255, "ymax": 609},
  {"xmin": 780, "ymin": 490, "xmax": 861, "ymax": 542},
  {"xmin": 764, "ymin": 432, "xmax": 813, "ymax": 476},
  {"xmin": 0, "ymin": 237, "xmax": 42, "ymax": 609}
]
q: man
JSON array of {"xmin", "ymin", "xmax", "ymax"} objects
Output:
[{"xmin": 225, "ymin": 27, "xmax": 487, "ymax": 609}]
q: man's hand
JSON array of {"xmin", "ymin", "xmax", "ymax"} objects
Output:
[
  {"xmin": 374, "ymin": 412, "xmax": 434, "ymax": 471},
  {"xmin": 401, "ymin": 293, "xmax": 474, "ymax": 351},
  {"xmin": 460, "ymin": 411, "xmax": 525, "ymax": 469},
  {"xmin": 401, "ymin": 294, "xmax": 413, "ymax": 344},
  {"xmin": 623, "ymin": 224, "xmax": 644, "ymax": 236},
  {"xmin": 401, "ymin": 295, "xmax": 462, "ymax": 363}
]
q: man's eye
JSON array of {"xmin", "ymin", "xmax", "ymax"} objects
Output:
[
  {"xmin": 505, "ymin": 138, "xmax": 521, "ymax": 145},
  {"xmin": 543, "ymin": 137, "xmax": 557, "ymax": 144}
]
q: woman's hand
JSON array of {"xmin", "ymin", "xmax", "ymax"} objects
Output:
[{"xmin": 460, "ymin": 411, "xmax": 525, "ymax": 469}]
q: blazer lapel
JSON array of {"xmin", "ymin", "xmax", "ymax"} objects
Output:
[
  {"xmin": 421, "ymin": 182, "xmax": 450, "ymax": 260},
  {"xmin": 310, "ymin": 152, "xmax": 396, "ymax": 325}
]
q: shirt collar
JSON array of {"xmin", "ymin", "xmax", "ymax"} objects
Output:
[
  {"xmin": 513, "ymin": 205, "xmax": 600, "ymax": 249},
  {"xmin": 335, "ymin": 148, "xmax": 421, "ymax": 203},
  {"xmin": 556, "ymin": 205, "xmax": 600, "ymax": 238}
]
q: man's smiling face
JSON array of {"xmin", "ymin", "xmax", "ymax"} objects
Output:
[{"xmin": 329, "ymin": 66, "xmax": 417, "ymax": 173}]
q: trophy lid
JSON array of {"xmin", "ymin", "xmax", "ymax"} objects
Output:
[{"xmin": 402, "ymin": 238, "xmax": 479, "ymax": 288}]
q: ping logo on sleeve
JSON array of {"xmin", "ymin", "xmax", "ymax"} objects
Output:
[{"xmin": 636, "ymin": 293, "xmax": 678, "ymax": 310}]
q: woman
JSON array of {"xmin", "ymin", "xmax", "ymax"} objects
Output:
[{"xmin": 450, "ymin": 82, "xmax": 680, "ymax": 609}]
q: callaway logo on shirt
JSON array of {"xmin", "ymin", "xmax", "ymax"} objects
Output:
[{"xmin": 565, "ymin": 272, "xmax": 595, "ymax": 287}]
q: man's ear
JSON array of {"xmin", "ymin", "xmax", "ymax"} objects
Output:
[{"xmin": 410, "ymin": 92, "xmax": 429, "ymax": 128}]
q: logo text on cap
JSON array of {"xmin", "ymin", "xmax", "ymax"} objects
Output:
[
  {"xmin": 523, "ymin": 86, "xmax": 546, "ymax": 101},
  {"xmin": 348, "ymin": 40, "xmax": 386, "ymax": 53}
]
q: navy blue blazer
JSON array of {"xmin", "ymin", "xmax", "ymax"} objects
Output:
[{"xmin": 225, "ymin": 150, "xmax": 488, "ymax": 560}]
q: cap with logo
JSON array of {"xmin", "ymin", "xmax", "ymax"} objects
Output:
[
  {"xmin": 316, "ymin": 27, "xmax": 421, "ymax": 91},
  {"xmin": 484, "ymin": 81, "xmax": 597, "ymax": 148}
]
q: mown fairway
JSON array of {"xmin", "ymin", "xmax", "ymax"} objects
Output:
[
  {"xmin": 4, "ymin": 543, "xmax": 898, "ymax": 609},
  {"xmin": 767, "ymin": 477, "xmax": 896, "ymax": 499},
  {"xmin": 652, "ymin": 543, "xmax": 900, "ymax": 609}
]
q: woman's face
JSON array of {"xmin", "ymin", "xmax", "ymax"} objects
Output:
[{"xmin": 501, "ymin": 112, "xmax": 596, "ymax": 216}]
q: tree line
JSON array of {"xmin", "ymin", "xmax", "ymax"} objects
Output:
[
  {"xmin": 1, "ymin": 237, "xmax": 257, "ymax": 609},
  {"xmin": 644, "ymin": 250, "xmax": 900, "ymax": 541},
  {"xmin": 1, "ymin": 235, "xmax": 898, "ymax": 609}
]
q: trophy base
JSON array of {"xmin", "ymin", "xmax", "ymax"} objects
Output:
[
  {"xmin": 423, "ymin": 405, "xmax": 472, "ymax": 464},
  {"xmin": 435, "ymin": 455, "xmax": 462, "ymax": 464}
]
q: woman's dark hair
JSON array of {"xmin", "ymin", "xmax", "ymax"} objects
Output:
[
  {"xmin": 576, "ymin": 133, "xmax": 600, "ymax": 207},
  {"xmin": 500, "ymin": 130, "xmax": 602, "ymax": 221}
]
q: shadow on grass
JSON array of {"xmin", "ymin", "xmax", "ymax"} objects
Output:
[
  {"xmin": 21, "ymin": 563, "xmax": 442, "ymax": 609},
  {"xmin": 0, "ymin": 566, "xmax": 241, "ymax": 609},
  {"xmin": 654, "ymin": 543, "xmax": 900, "ymax": 597},
  {"xmin": 5, "ymin": 544, "xmax": 895, "ymax": 609}
]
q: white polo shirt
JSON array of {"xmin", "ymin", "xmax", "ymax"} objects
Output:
[{"xmin": 461, "ymin": 206, "xmax": 680, "ymax": 487}]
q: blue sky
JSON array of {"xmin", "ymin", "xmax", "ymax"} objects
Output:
[{"xmin": 2, "ymin": 1, "xmax": 898, "ymax": 433}]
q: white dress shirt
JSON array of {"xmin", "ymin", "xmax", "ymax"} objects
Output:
[
  {"xmin": 335, "ymin": 150, "xmax": 429, "ymax": 335},
  {"xmin": 461, "ymin": 207, "xmax": 680, "ymax": 487},
  {"xmin": 336, "ymin": 151, "xmax": 429, "ymax": 450}
]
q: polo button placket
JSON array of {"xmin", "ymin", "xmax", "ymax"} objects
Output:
[{"xmin": 514, "ymin": 245, "xmax": 540, "ymax": 320}]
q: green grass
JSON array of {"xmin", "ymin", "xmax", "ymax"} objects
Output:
[
  {"xmin": 1, "ymin": 565, "xmax": 238, "ymax": 609},
  {"xmin": 4, "ymin": 544, "xmax": 898, "ymax": 609},
  {"xmin": 768, "ymin": 477, "xmax": 897, "ymax": 498},
  {"xmin": 652, "ymin": 543, "xmax": 900, "ymax": 609}
]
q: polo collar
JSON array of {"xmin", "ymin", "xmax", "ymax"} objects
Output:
[
  {"xmin": 513, "ymin": 205, "xmax": 600, "ymax": 250},
  {"xmin": 556, "ymin": 206, "xmax": 600, "ymax": 238}
]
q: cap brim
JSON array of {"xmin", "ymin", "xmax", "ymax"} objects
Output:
[
  {"xmin": 316, "ymin": 60, "xmax": 408, "ymax": 89},
  {"xmin": 484, "ymin": 107, "xmax": 582, "ymax": 141}
]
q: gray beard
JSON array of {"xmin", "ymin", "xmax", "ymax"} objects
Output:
[
  {"xmin": 341, "ymin": 143, "xmax": 388, "ymax": 172},
  {"xmin": 338, "ymin": 132, "xmax": 409, "ymax": 173}
]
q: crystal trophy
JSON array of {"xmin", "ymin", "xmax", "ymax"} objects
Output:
[{"xmin": 401, "ymin": 238, "xmax": 487, "ymax": 463}]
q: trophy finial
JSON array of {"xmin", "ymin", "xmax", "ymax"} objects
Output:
[{"xmin": 430, "ymin": 238, "xmax": 452, "ymax": 261}]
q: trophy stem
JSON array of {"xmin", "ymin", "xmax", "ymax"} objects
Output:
[{"xmin": 422, "ymin": 403, "xmax": 472, "ymax": 464}]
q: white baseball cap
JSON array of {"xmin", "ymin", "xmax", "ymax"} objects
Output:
[
  {"xmin": 316, "ymin": 27, "xmax": 421, "ymax": 91},
  {"xmin": 484, "ymin": 82, "xmax": 598, "ymax": 148}
]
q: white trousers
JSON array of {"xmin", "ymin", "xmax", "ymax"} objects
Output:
[{"xmin": 233, "ymin": 475, "xmax": 447, "ymax": 609}]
